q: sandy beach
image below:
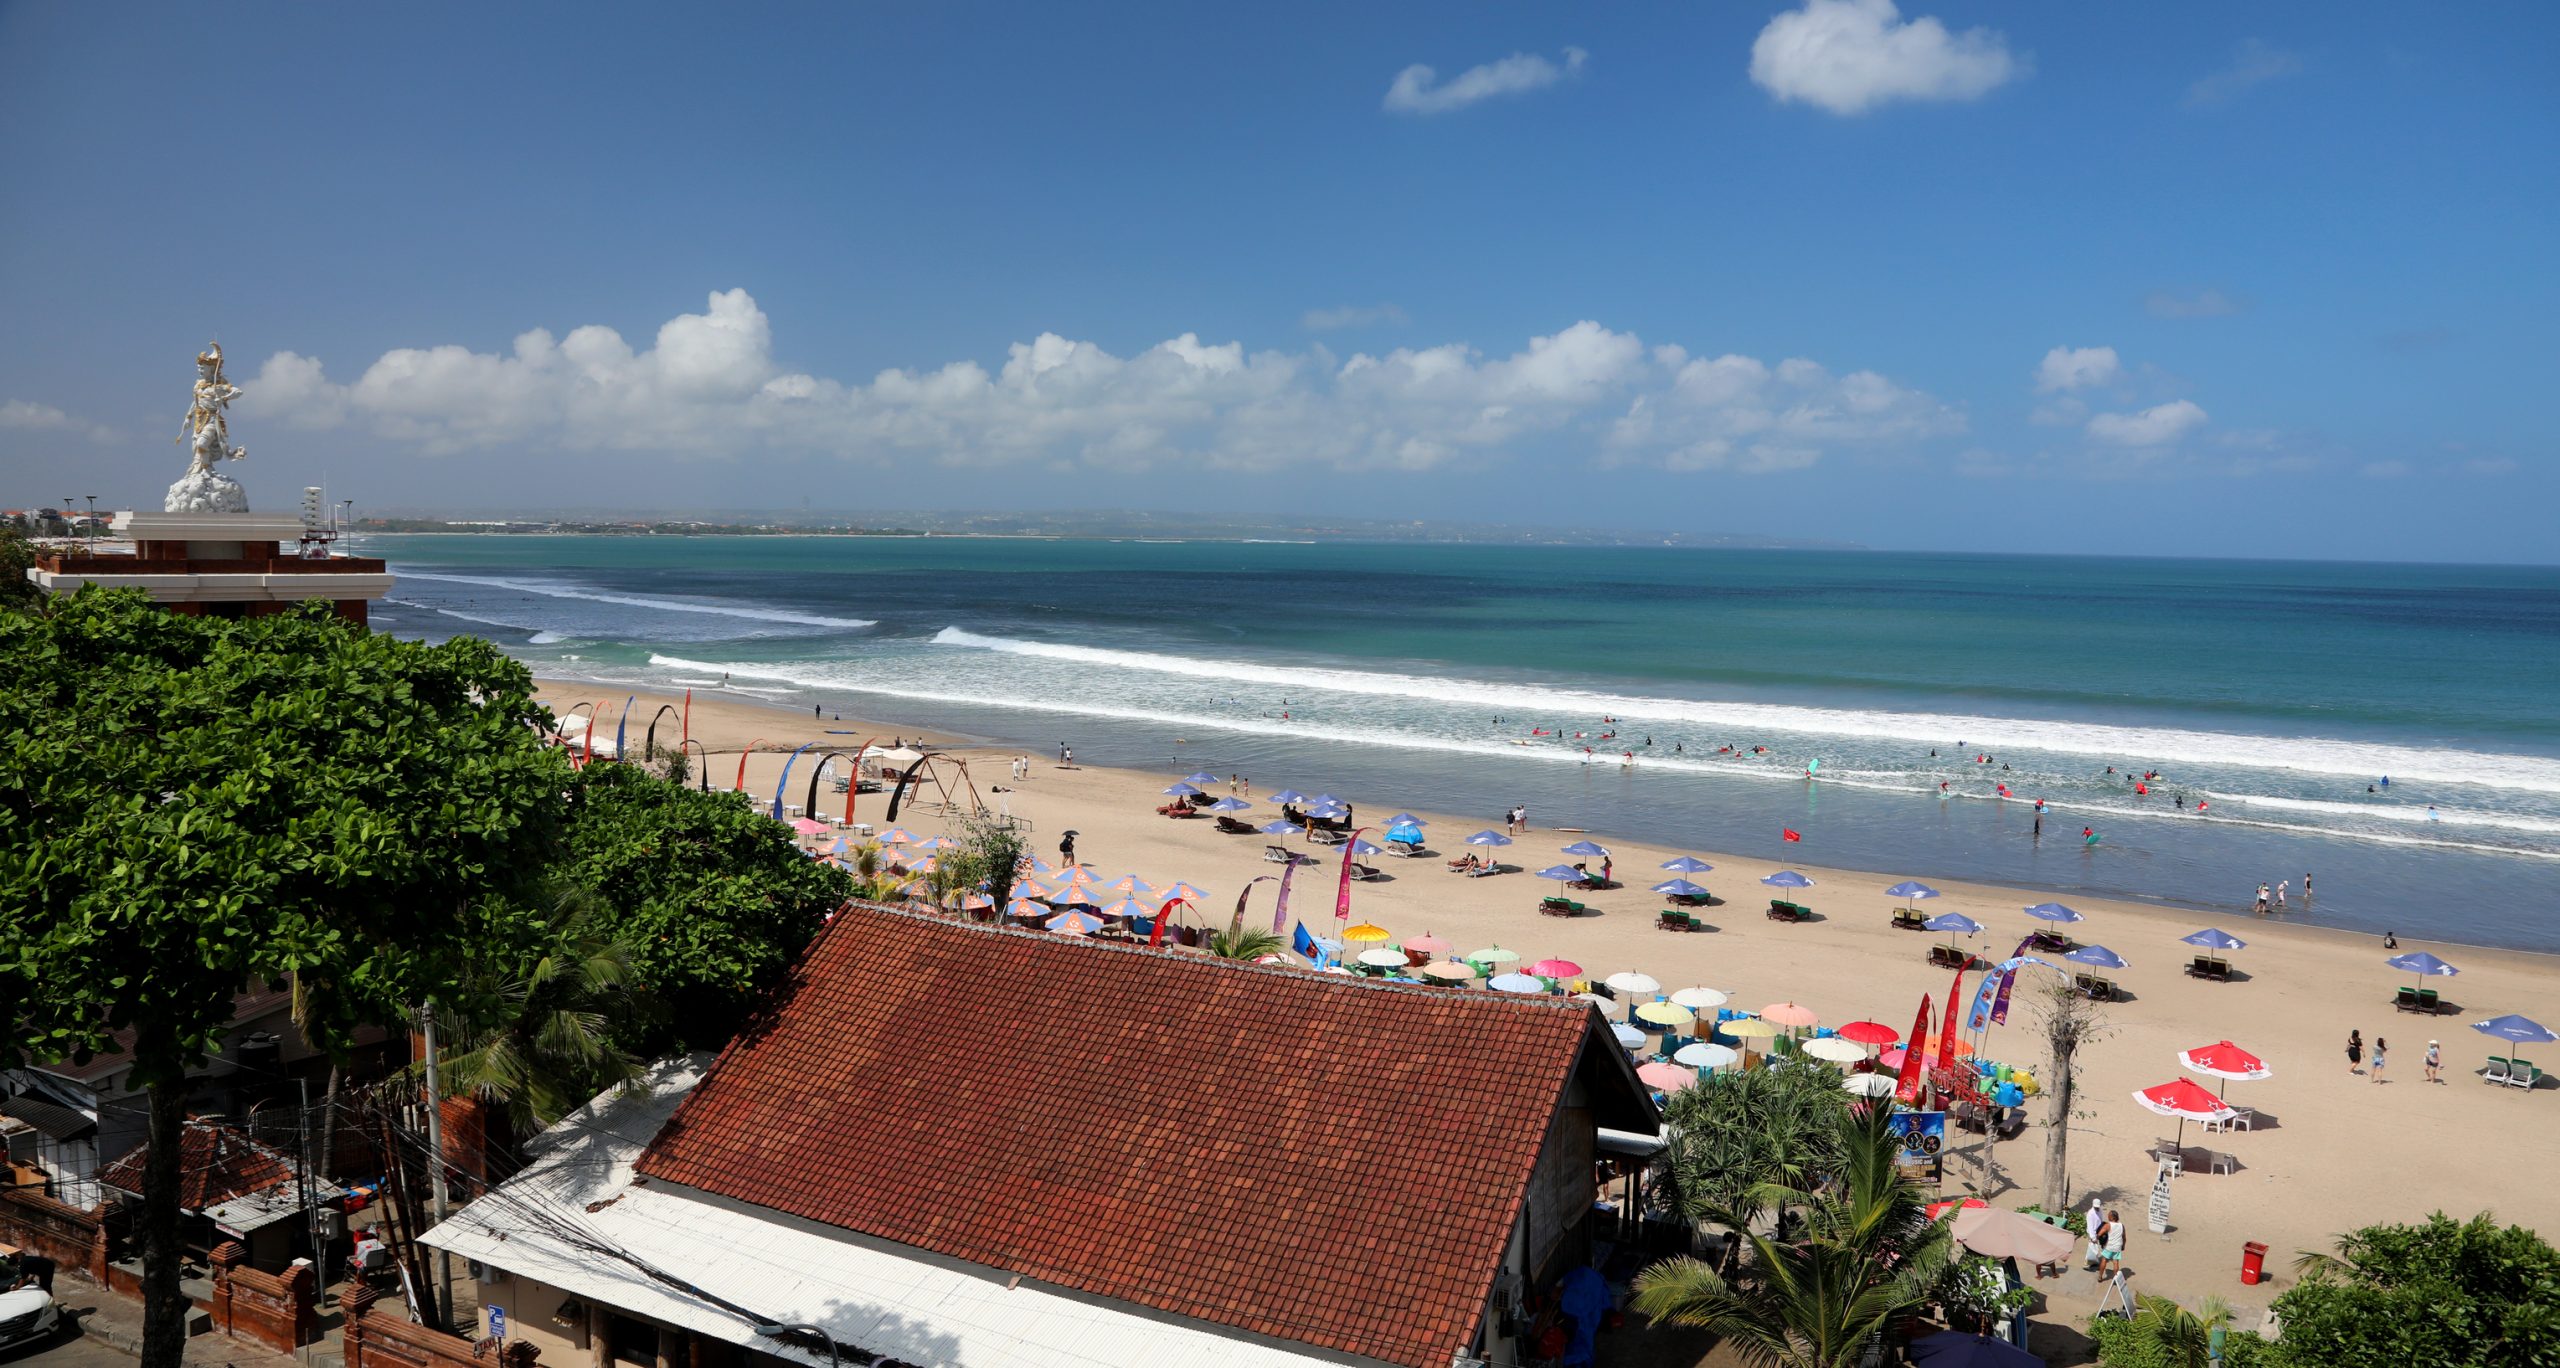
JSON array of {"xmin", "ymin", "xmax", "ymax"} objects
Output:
[{"xmin": 542, "ymin": 680, "xmax": 2560, "ymax": 1336}]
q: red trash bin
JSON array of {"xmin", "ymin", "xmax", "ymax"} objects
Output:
[{"xmin": 2241, "ymin": 1240, "xmax": 2269, "ymax": 1284}]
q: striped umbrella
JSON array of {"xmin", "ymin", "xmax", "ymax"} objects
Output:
[{"xmin": 1045, "ymin": 909, "xmax": 1103, "ymax": 935}]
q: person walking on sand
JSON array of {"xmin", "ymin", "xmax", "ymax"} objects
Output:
[
  {"xmin": 2102, "ymin": 1212, "xmax": 2126, "ymax": 1277},
  {"xmin": 2424, "ymin": 1039, "xmax": 2442, "ymax": 1084},
  {"xmin": 2346, "ymin": 1029, "xmax": 2363, "ymax": 1075},
  {"xmin": 2082, "ymin": 1207, "xmax": 2109, "ymax": 1271},
  {"xmin": 2371, "ymin": 1037, "xmax": 2388, "ymax": 1083}
]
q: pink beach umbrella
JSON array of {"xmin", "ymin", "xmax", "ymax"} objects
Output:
[
  {"xmin": 1762, "ymin": 1002, "xmax": 1820, "ymax": 1030},
  {"xmin": 790, "ymin": 817, "xmax": 830, "ymax": 836},
  {"xmin": 1636, "ymin": 1061, "xmax": 1698, "ymax": 1093},
  {"xmin": 1528, "ymin": 958, "xmax": 1585, "ymax": 980},
  {"xmin": 1405, "ymin": 931, "xmax": 1454, "ymax": 956}
]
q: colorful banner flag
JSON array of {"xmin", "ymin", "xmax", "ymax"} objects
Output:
[
  {"xmin": 614, "ymin": 694, "xmax": 633, "ymax": 760},
  {"xmin": 1965, "ymin": 970, "xmax": 2004, "ymax": 1034},
  {"xmin": 1334, "ymin": 826, "xmax": 1368, "ymax": 921},
  {"xmin": 1150, "ymin": 898, "xmax": 1186, "ymax": 949},
  {"xmin": 681, "ymin": 687, "xmax": 691, "ymax": 746},
  {"xmin": 1895, "ymin": 995, "xmax": 1932, "ymax": 1105},
  {"xmin": 1782, "ymin": 828, "xmax": 1802, "ymax": 842},
  {"xmin": 1936, "ymin": 964, "xmax": 1967, "ymax": 1071},
  {"xmin": 1270, "ymin": 860, "xmax": 1297, "ymax": 935},
  {"xmin": 1990, "ymin": 965, "xmax": 2018, "ymax": 1026}
]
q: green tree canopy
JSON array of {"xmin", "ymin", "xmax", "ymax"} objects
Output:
[
  {"xmin": 2270, "ymin": 1212, "xmax": 2560, "ymax": 1368},
  {"xmin": 553, "ymin": 759, "xmax": 850, "ymax": 1052},
  {"xmin": 0, "ymin": 589, "xmax": 571, "ymax": 1367},
  {"xmin": 1655, "ymin": 1054, "xmax": 1853, "ymax": 1253}
]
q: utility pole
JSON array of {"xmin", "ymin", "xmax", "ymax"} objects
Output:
[{"xmin": 420, "ymin": 1001, "xmax": 455, "ymax": 1332}]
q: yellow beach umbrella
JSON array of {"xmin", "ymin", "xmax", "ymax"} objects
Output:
[
  {"xmin": 1633, "ymin": 1001, "xmax": 1695, "ymax": 1029},
  {"xmin": 1341, "ymin": 923, "xmax": 1394, "ymax": 946},
  {"xmin": 1722, "ymin": 1017, "xmax": 1782, "ymax": 1039}
]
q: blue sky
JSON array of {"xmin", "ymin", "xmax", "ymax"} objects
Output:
[{"xmin": 1, "ymin": 2, "xmax": 2552, "ymax": 559}]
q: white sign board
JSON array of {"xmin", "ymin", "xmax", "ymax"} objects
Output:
[{"xmin": 2147, "ymin": 1160, "xmax": 2174, "ymax": 1234}]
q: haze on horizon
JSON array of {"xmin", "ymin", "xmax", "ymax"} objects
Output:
[{"xmin": 1, "ymin": 2, "xmax": 2552, "ymax": 563}]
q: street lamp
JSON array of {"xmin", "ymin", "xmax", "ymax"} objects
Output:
[
  {"xmin": 751, "ymin": 1322, "xmax": 840, "ymax": 1368},
  {"xmin": 84, "ymin": 495, "xmax": 98, "ymax": 552}
]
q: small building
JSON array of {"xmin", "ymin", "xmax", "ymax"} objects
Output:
[
  {"xmin": 24, "ymin": 511, "xmax": 393, "ymax": 623},
  {"xmin": 425, "ymin": 903, "xmax": 1656, "ymax": 1368},
  {"xmin": 95, "ymin": 1119, "xmax": 342, "ymax": 1274}
]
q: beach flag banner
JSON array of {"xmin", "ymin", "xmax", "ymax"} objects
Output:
[
  {"xmin": 682, "ymin": 687, "xmax": 690, "ymax": 746},
  {"xmin": 1782, "ymin": 828, "xmax": 1803, "ymax": 842},
  {"xmin": 1936, "ymin": 965, "xmax": 1966, "ymax": 1071},
  {"xmin": 1895, "ymin": 995, "xmax": 1932, "ymax": 1105},
  {"xmin": 614, "ymin": 694, "xmax": 633, "ymax": 760},
  {"xmin": 1334, "ymin": 826, "xmax": 1367, "ymax": 921},
  {"xmin": 1990, "ymin": 964, "xmax": 2018, "ymax": 1025},
  {"xmin": 1290, "ymin": 920, "xmax": 1333, "ymax": 969},
  {"xmin": 772, "ymin": 742, "xmax": 816, "ymax": 821},
  {"xmin": 1270, "ymin": 860, "xmax": 1297, "ymax": 935},
  {"xmin": 1965, "ymin": 969, "xmax": 2004, "ymax": 1034},
  {"xmin": 1231, "ymin": 875, "xmax": 1271, "ymax": 936},
  {"xmin": 1149, "ymin": 897, "xmax": 1187, "ymax": 948}
]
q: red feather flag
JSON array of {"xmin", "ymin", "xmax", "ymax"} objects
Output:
[
  {"xmin": 1782, "ymin": 828, "xmax": 1802, "ymax": 842},
  {"xmin": 1937, "ymin": 964, "xmax": 1968, "ymax": 1071},
  {"xmin": 1895, "ymin": 995, "xmax": 1932, "ymax": 1105}
]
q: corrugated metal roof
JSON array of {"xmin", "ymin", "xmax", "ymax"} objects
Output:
[
  {"xmin": 423, "ymin": 1058, "xmax": 1354, "ymax": 1368},
  {"xmin": 0, "ymin": 1094, "xmax": 95, "ymax": 1141}
]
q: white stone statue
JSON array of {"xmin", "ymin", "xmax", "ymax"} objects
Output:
[{"xmin": 166, "ymin": 341, "xmax": 250, "ymax": 512}]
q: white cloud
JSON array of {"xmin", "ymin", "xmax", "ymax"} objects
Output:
[
  {"xmin": 2087, "ymin": 399, "xmax": 2208, "ymax": 447},
  {"xmin": 1384, "ymin": 47, "xmax": 1588, "ymax": 116},
  {"xmin": 1301, "ymin": 303, "xmax": 1409, "ymax": 332},
  {"xmin": 1749, "ymin": 0, "xmax": 2023, "ymax": 116},
  {"xmin": 2185, "ymin": 40, "xmax": 2302, "ymax": 109},
  {"xmin": 2034, "ymin": 345, "xmax": 2121, "ymax": 393},
  {"xmin": 246, "ymin": 288, "xmax": 1958, "ymax": 476},
  {"xmin": 0, "ymin": 399, "xmax": 112, "ymax": 443},
  {"xmin": 2146, "ymin": 287, "xmax": 2242, "ymax": 319},
  {"xmin": 2462, "ymin": 457, "xmax": 2518, "ymax": 476}
]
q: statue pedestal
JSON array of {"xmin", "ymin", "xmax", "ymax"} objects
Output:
[{"xmin": 165, "ymin": 468, "xmax": 249, "ymax": 513}]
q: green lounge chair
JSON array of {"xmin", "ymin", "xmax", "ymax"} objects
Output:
[
  {"xmin": 2393, "ymin": 987, "xmax": 2423, "ymax": 1013},
  {"xmin": 2507, "ymin": 1058, "xmax": 2543, "ymax": 1090},
  {"xmin": 2417, "ymin": 987, "xmax": 2442, "ymax": 1014},
  {"xmin": 2484, "ymin": 1056, "xmax": 2513, "ymax": 1085}
]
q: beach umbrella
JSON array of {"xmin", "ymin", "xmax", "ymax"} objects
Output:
[
  {"xmin": 1611, "ymin": 1022, "xmax": 1647, "ymax": 1051},
  {"xmin": 1349, "ymin": 838, "xmax": 1388, "ymax": 856},
  {"xmin": 876, "ymin": 827, "xmax": 919, "ymax": 845},
  {"xmin": 1386, "ymin": 813, "xmax": 1428, "ymax": 827},
  {"xmin": 1341, "ymin": 922, "xmax": 1393, "ymax": 946},
  {"xmin": 1605, "ymin": 971, "xmax": 1662, "ymax": 996},
  {"xmin": 1020, "ymin": 855, "xmax": 1057, "ymax": 877},
  {"xmin": 1801, "ymin": 1036, "xmax": 1866, "ymax": 1064},
  {"xmin": 1094, "ymin": 897, "xmax": 1153, "ymax": 920},
  {"xmin": 1927, "ymin": 1196, "xmax": 1990, "ymax": 1221},
  {"xmin": 2065, "ymin": 945, "xmax": 2129, "ymax": 970},
  {"xmin": 1045, "ymin": 909, "xmax": 1103, "ymax": 935},
  {"xmin": 1268, "ymin": 789, "xmax": 1307, "ymax": 804},
  {"xmin": 1636, "ymin": 1061, "xmax": 1697, "ymax": 1093},
  {"xmin": 2472, "ymin": 1014, "xmax": 2560, "ymax": 1044},
  {"xmin": 1004, "ymin": 897, "xmax": 1049, "ymax": 919},
  {"xmin": 1762, "ymin": 870, "xmax": 1815, "ymax": 888},
  {"xmin": 1160, "ymin": 782, "xmax": 1204, "ymax": 798},
  {"xmin": 1258, "ymin": 819, "xmax": 1302, "ymax": 836},
  {"xmin": 1572, "ymin": 991, "xmax": 1616, "ymax": 1016},
  {"xmin": 1468, "ymin": 945, "xmax": 1521, "ymax": 970},
  {"xmin": 1674, "ymin": 1041, "xmax": 1741, "ymax": 1070},
  {"xmin": 1561, "ymin": 840, "xmax": 1611, "ymax": 857},
  {"xmin": 1885, "ymin": 880, "xmax": 1940, "ymax": 909},
  {"xmin": 1836, "ymin": 1020, "xmax": 1900, "ymax": 1047},
  {"xmin": 1948, "ymin": 1208, "xmax": 2078, "ymax": 1269},
  {"xmin": 2182, "ymin": 928, "xmax": 2248, "ymax": 951},
  {"xmin": 1535, "ymin": 864, "xmax": 1584, "ymax": 881},
  {"xmin": 1762, "ymin": 1002, "xmax": 1820, "ymax": 1029},
  {"xmin": 1489, "ymin": 972, "xmax": 1547, "ymax": 995},
  {"xmin": 1405, "ymin": 931, "xmax": 1453, "ymax": 955},
  {"xmin": 1419, "ymin": 959, "xmax": 1477, "ymax": 983},
  {"xmin": 1722, "ymin": 1017, "xmax": 1781, "ymax": 1042},
  {"xmin": 1308, "ymin": 804, "xmax": 1350, "ymax": 820},
  {"xmin": 958, "ymin": 891, "xmax": 994, "ymax": 912},
  {"xmin": 1104, "ymin": 873, "xmax": 1156, "ymax": 897},
  {"xmin": 1206, "ymin": 796, "xmax": 1253, "ymax": 813},
  {"xmin": 910, "ymin": 834, "xmax": 956, "ymax": 851},
  {"xmin": 2387, "ymin": 951, "xmax": 2461, "ymax": 981},
  {"xmin": 1466, "ymin": 829, "xmax": 1514, "ymax": 847},
  {"xmin": 1160, "ymin": 881, "xmax": 1210, "ymax": 902},
  {"xmin": 1660, "ymin": 855, "xmax": 1715, "ymax": 873},
  {"xmin": 1356, "ymin": 947, "xmax": 1410, "ymax": 969},
  {"xmin": 1652, "ymin": 878, "xmax": 1712, "ymax": 898},
  {"xmin": 1528, "ymin": 958, "xmax": 1584, "ymax": 980},
  {"xmin": 1670, "ymin": 986, "xmax": 1730, "ymax": 1011},
  {"xmin": 1311, "ymin": 793, "xmax": 1342, "ymax": 807},
  {"xmin": 2135, "ymin": 1077, "xmax": 2238, "ymax": 1153},
  {"xmin": 2179, "ymin": 1041, "xmax": 2272, "ymax": 1098},
  {"xmin": 790, "ymin": 817, "xmax": 830, "ymax": 836},
  {"xmin": 1633, "ymin": 1001, "xmax": 1695, "ymax": 1030},
  {"xmin": 1049, "ymin": 865, "xmax": 1102, "ymax": 887},
  {"xmin": 1183, "ymin": 771, "xmax": 1221, "ymax": 786},
  {"xmin": 1925, "ymin": 912, "xmax": 1985, "ymax": 957},
  {"xmin": 2023, "ymin": 901, "xmax": 2084, "ymax": 924},
  {"xmin": 1907, "ymin": 1330, "xmax": 2043, "ymax": 1368},
  {"xmin": 902, "ymin": 855, "xmax": 941, "ymax": 874},
  {"xmin": 1843, "ymin": 1073, "xmax": 1898, "ymax": 1098}
]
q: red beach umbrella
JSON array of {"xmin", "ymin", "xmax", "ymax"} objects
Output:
[
  {"xmin": 2179, "ymin": 1039, "xmax": 2271, "ymax": 1083},
  {"xmin": 2133, "ymin": 1077, "xmax": 2239, "ymax": 1154},
  {"xmin": 1836, "ymin": 1020, "xmax": 1900, "ymax": 1047}
]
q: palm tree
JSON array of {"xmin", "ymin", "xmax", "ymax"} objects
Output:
[
  {"xmin": 431, "ymin": 890, "xmax": 645, "ymax": 1135},
  {"xmin": 1207, "ymin": 925, "xmax": 1284, "ymax": 959},
  {"xmin": 2124, "ymin": 1294, "xmax": 2233, "ymax": 1368},
  {"xmin": 1633, "ymin": 1102, "xmax": 1956, "ymax": 1368}
]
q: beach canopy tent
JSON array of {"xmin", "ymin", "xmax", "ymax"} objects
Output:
[
  {"xmin": 2180, "ymin": 1040, "xmax": 2272, "ymax": 1094},
  {"xmin": 2182, "ymin": 928, "xmax": 2248, "ymax": 951},
  {"xmin": 1669, "ymin": 986, "xmax": 1730, "ymax": 1011},
  {"xmin": 1674, "ymin": 1041, "xmax": 1740, "ymax": 1070},
  {"xmin": 2472, "ymin": 1014, "xmax": 2559, "ymax": 1044},
  {"xmin": 1489, "ymin": 972, "xmax": 1547, "ymax": 995},
  {"xmin": 1651, "ymin": 878, "xmax": 1711, "ymax": 898},
  {"xmin": 1660, "ymin": 855, "xmax": 1715, "ymax": 873},
  {"xmin": 1466, "ymin": 829, "xmax": 1514, "ymax": 847},
  {"xmin": 1561, "ymin": 840, "xmax": 1611, "ymax": 858},
  {"xmin": 2065, "ymin": 945, "xmax": 2129, "ymax": 970},
  {"xmin": 1385, "ymin": 826, "xmax": 1425, "ymax": 847},
  {"xmin": 2023, "ymin": 902, "xmax": 2085, "ymax": 924},
  {"xmin": 1885, "ymin": 880, "xmax": 1941, "ymax": 907},
  {"xmin": 1206, "ymin": 797, "xmax": 1252, "ymax": 813},
  {"xmin": 1762, "ymin": 870, "xmax": 1815, "ymax": 888}
]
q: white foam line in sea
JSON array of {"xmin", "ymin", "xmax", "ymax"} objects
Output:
[
  {"xmin": 397, "ymin": 571, "xmax": 879, "ymax": 630},
  {"xmin": 924, "ymin": 628, "xmax": 2560, "ymax": 796}
]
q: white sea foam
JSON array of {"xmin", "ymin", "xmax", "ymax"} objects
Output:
[
  {"xmin": 926, "ymin": 628, "xmax": 2560, "ymax": 795},
  {"xmin": 2198, "ymin": 792, "xmax": 2560, "ymax": 836},
  {"xmin": 528, "ymin": 630, "xmax": 566, "ymax": 645},
  {"xmin": 399, "ymin": 571, "xmax": 878, "ymax": 630}
]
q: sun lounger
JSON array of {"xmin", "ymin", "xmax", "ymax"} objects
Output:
[
  {"xmin": 1349, "ymin": 862, "xmax": 1384, "ymax": 882},
  {"xmin": 1766, "ymin": 900, "xmax": 1809, "ymax": 922},
  {"xmin": 1214, "ymin": 815, "xmax": 1257, "ymax": 835},
  {"xmin": 2418, "ymin": 987, "xmax": 2443, "ymax": 1014},
  {"xmin": 2185, "ymin": 954, "xmax": 2230, "ymax": 981},
  {"xmin": 1386, "ymin": 842, "xmax": 1428, "ymax": 857},
  {"xmin": 1929, "ymin": 945, "xmax": 1972, "ymax": 970},
  {"xmin": 1264, "ymin": 844, "xmax": 1310, "ymax": 864},
  {"xmin": 1658, "ymin": 909, "xmax": 1701, "ymax": 932},
  {"xmin": 2394, "ymin": 987, "xmax": 2424, "ymax": 1013},
  {"xmin": 2507, "ymin": 1057, "xmax": 2543, "ymax": 1090},
  {"xmin": 1541, "ymin": 897, "xmax": 1586, "ymax": 918},
  {"xmin": 1891, "ymin": 908, "xmax": 1929, "ymax": 931},
  {"xmin": 1466, "ymin": 861, "xmax": 1503, "ymax": 877},
  {"xmin": 1666, "ymin": 892, "xmax": 1713, "ymax": 907},
  {"xmin": 2073, "ymin": 973, "xmax": 2116, "ymax": 1002},
  {"xmin": 2485, "ymin": 1056, "xmax": 2513, "ymax": 1085}
]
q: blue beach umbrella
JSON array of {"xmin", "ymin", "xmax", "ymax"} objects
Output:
[
  {"xmin": 1467, "ymin": 830, "xmax": 1514, "ymax": 847},
  {"xmin": 1652, "ymin": 878, "xmax": 1711, "ymax": 899},
  {"xmin": 2023, "ymin": 902, "xmax": 2085, "ymax": 923},
  {"xmin": 2182, "ymin": 928, "xmax": 2248, "ymax": 951},
  {"xmin": 1661, "ymin": 855, "xmax": 1715, "ymax": 873},
  {"xmin": 2471, "ymin": 1014, "xmax": 2559, "ymax": 1045},
  {"xmin": 1349, "ymin": 839, "xmax": 1386, "ymax": 856},
  {"xmin": 1923, "ymin": 913, "xmax": 1985, "ymax": 935},
  {"xmin": 1162, "ymin": 782, "xmax": 1203, "ymax": 797},
  {"xmin": 1311, "ymin": 793, "xmax": 1342, "ymax": 807},
  {"xmin": 1561, "ymin": 839, "xmax": 1611, "ymax": 858},
  {"xmin": 1268, "ymin": 789, "xmax": 1308, "ymax": 804},
  {"xmin": 1309, "ymin": 802, "xmax": 1350, "ymax": 819},
  {"xmin": 1095, "ymin": 896, "xmax": 1153, "ymax": 920},
  {"xmin": 1207, "ymin": 796, "xmax": 1253, "ymax": 813},
  {"xmin": 1045, "ymin": 909, "xmax": 1103, "ymax": 935},
  {"xmin": 1885, "ymin": 880, "xmax": 1939, "ymax": 911},
  {"xmin": 1259, "ymin": 819, "xmax": 1301, "ymax": 835},
  {"xmin": 1536, "ymin": 865, "xmax": 1583, "ymax": 882},
  {"xmin": 1386, "ymin": 812, "xmax": 1427, "ymax": 827},
  {"xmin": 1183, "ymin": 771, "xmax": 1220, "ymax": 786},
  {"xmin": 2387, "ymin": 951, "xmax": 2461, "ymax": 978},
  {"xmin": 1762, "ymin": 870, "xmax": 1815, "ymax": 888},
  {"xmin": 1004, "ymin": 897, "xmax": 1049, "ymax": 919},
  {"xmin": 2065, "ymin": 945, "xmax": 2129, "ymax": 970}
]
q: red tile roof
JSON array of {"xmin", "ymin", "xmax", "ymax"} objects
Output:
[
  {"xmin": 638, "ymin": 903, "xmax": 1652, "ymax": 1368},
  {"xmin": 97, "ymin": 1119, "xmax": 302, "ymax": 1211}
]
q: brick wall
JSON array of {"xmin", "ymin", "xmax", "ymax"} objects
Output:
[
  {"xmin": 209, "ymin": 1241, "xmax": 316, "ymax": 1350},
  {"xmin": 342, "ymin": 1285, "xmax": 541, "ymax": 1368},
  {"xmin": 0, "ymin": 1185, "xmax": 112, "ymax": 1283}
]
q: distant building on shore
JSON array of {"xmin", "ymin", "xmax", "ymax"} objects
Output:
[{"xmin": 26, "ymin": 508, "xmax": 394, "ymax": 623}]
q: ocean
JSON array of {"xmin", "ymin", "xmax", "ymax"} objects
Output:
[{"xmin": 369, "ymin": 536, "xmax": 2560, "ymax": 953}]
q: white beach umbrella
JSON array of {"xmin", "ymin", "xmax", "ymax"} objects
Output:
[{"xmin": 1605, "ymin": 971, "xmax": 1662, "ymax": 996}]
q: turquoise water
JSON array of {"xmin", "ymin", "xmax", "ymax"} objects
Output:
[{"xmin": 371, "ymin": 536, "xmax": 2560, "ymax": 950}]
